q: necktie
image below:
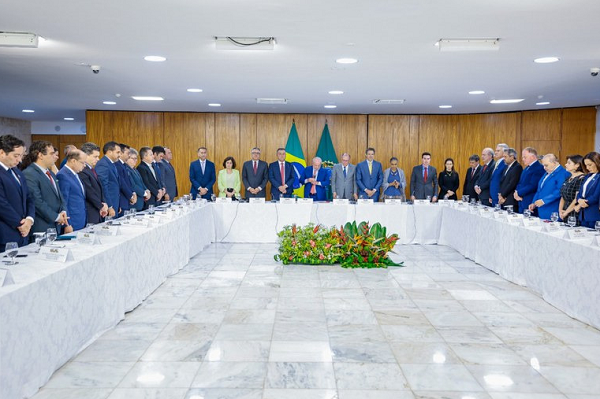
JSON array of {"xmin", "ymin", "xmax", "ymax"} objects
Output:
[
  {"xmin": 253, "ymin": 161, "xmax": 257, "ymax": 174},
  {"xmin": 483, "ymin": 164, "xmax": 488, "ymax": 174},
  {"xmin": 149, "ymin": 163, "xmax": 157, "ymax": 180},
  {"xmin": 46, "ymin": 170, "xmax": 57, "ymax": 192},
  {"xmin": 11, "ymin": 168, "xmax": 21, "ymax": 186},
  {"xmin": 424, "ymin": 167, "xmax": 428, "ymax": 182},
  {"xmin": 368, "ymin": 161, "xmax": 372, "ymax": 175},
  {"xmin": 540, "ymin": 173, "xmax": 550, "ymax": 188},
  {"xmin": 280, "ymin": 162, "xmax": 285, "ymax": 186},
  {"xmin": 343, "ymin": 167, "xmax": 347, "ymax": 178},
  {"xmin": 310, "ymin": 170, "xmax": 317, "ymax": 195},
  {"xmin": 201, "ymin": 161, "xmax": 205, "ymax": 174},
  {"xmin": 91, "ymin": 167, "xmax": 98, "ymax": 179},
  {"xmin": 471, "ymin": 168, "xmax": 475, "ymax": 179}
]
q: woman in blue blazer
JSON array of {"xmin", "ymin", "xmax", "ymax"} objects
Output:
[{"xmin": 575, "ymin": 152, "xmax": 600, "ymax": 228}]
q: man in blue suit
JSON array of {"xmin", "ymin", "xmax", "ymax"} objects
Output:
[
  {"xmin": 95, "ymin": 141, "xmax": 121, "ymax": 217},
  {"xmin": 116, "ymin": 143, "xmax": 137, "ymax": 215},
  {"xmin": 489, "ymin": 143, "xmax": 509, "ymax": 206},
  {"xmin": 529, "ymin": 154, "xmax": 570, "ymax": 219},
  {"xmin": 0, "ymin": 135, "xmax": 35, "ymax": 251},
  {"xmin": 57, "ymin": 150, "xmax": 88, "ymax": 231},
  {"xmin": 268, "ymin": 148, "xmax": 295, "ymax": 200},
  {"xmin": 302, "ymin": 157, "xmax": 330, "ymax": 201},
  {"xmin": 514, "ymin": 147, "xmax": 545, "ymax": 213},
  {"xmin": 189, "ymin": 146, "xmax": 216, "ymax": 200},
  {"xmin": 356, "ymin": 147, "xmax": 383, "ymax": 201}
]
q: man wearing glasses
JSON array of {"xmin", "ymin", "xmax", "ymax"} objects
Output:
[{"xmin": 242, "ymin": 147, "xmax": 269, "ymax": 199}]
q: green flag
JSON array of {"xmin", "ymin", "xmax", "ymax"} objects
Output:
[
  {"xmin": 285, "ymin": 122, "xmax": 306, "ymax": 198},
  {"xmin": 315, "ymin": 123, "xmax": 338, "ymax": 165}
]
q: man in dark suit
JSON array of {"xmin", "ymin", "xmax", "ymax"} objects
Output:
[
  {"xmin": 242, "ymin": 147, "xmax": 268, "ymax": 198},
  {"xmin": 152, "ymin": 146, "xmax": 170, "ymax": 201},
  {"xmin": 302, "ymin": 157, "xmax": 330, "ymax": 201},
  {"xmin": 138, "ymin": 146, "xmax": 165, "ymax": 207},
  {"xmin": 268, "ymin": 148, "xmax": 294, "ymax": 200},
  {"xmin": 410, "ymin": 152, "xmax": 439, "ymax": 201},
  {"xmin": 57, "ymin": 150, "xmax": 88, "ymax": 231},
  {"xmin": 116, "ymin": 143, "xmax": 137, "ymax": 215},
  {"xmin": 0, "ymin": 135, "xmax": 35, "ymax": 251},
  {"xmin": 514, "ymin": 147, "xmax": 545, "ymax": 214},
  {"xmin": 498, "ymin": 148, "xmax": 523, "ymax": 211},
  {"xmin": 95, "ymin": 141, "xmax": 122, "ymax": 217},
  {"xmin": 463, "ymin": 154, "xmax": 481, "ymax": 201},
  {"xmin": 356, "ymin": 147, "xmax": 383, "ymax": 201},
  {"xmin": 23, "ymin": 140, "xmax": 71, "ymax": 235},
  {"xmin": 160, "ymin": 146, "xmax": 178, "ymax": 200},
  {"xmin": 189, "ymin": 146, "xmax": 216, "ymax": 200},
  {"xmin": 474, "ymin": 148, "xmax": 495, "ymax": 206},
  {"xmin": 79, "ymin": 142, "xmax": 109, "ymax": 224},
  {"xmin": 126, "ymin": 148, "xmax": 151, "ymax": 211},
  {"xmin": 489, "ymin": 143, "xmax": 509, "ymax": 206}
]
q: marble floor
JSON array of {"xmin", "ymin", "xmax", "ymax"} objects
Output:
[{"xmin": 32, "ymin": 243, "xmax": 600, "ymax": 399}]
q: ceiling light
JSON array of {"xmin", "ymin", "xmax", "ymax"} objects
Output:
[
  {"xmin": 103, "ymin": 101, "xmax": 117, "ymax": 105},
  {"xmin": 439, "ymin": 105, "xmax": 452, "ymax": 109},
  {"xmin": 328, "ymin": 90, "xmax": 344, "ymax": 95},
  {"xmin": 536, "ymin": 101, "xmax": 550, "ymax": 105},
  {"xmin": 256, "ymin": 98, "xmax": 287, "ymax": 104},
  {"xmin": 215, "ymin": 37, "xmax": 275, "ymax": 50},
  {"xmin": 490, "ymin": 99, "xmax": 524, "ymax": 104},
  {"xmin": 144, "ymin": 55, "xmax": 166, "ymax": 62},
  {"xmin": 0, "ymin": 32, "xmax": 39, "ymax": 48},
  {"xmin": 132, "ymin": 96, "xmax": 164, "ymax": 101},
  {"xmin": 436, "ymin": 38, "xmax": 499, "ymax": 52},
  {"xmin": 324, "ymin": 105, "xmax": 337, "ymax": 109},
  {"xmin": 534, "ymin": 57, "xmax": 559, "ymax": 64},
  {"xmin": 22, "ymin": 109, "xmax": 35, "ymax": 113},
  {"xmin": 336, "ymin": 58, "xmax": 358, "ymax": 64},
  {"xmin": 208, "ymin": 103, "xmax": 221, "ymax": 107},
  {"xmin": 187, "ymin": 88, "xmax": 203, "ymax": 93},
  {"xmin": 63, "ymin": 117, "xmax": 74, "ymax": 121},
  {"xmin": 469, "ymin": 90, "xmax": 485, "ymax": 95},
  {"xmin": 373, "ymin": 99, "xmax": 405, "ymax": 105}
]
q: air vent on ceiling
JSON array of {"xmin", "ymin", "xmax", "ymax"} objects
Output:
[
  {"xmin": 215, "ymin": 37, "xmax": 276, "ymax": 50},
  {"xmin": 0, "ymin": 31, "xmax": 38, "ymax": 48},
  {"xmin": 373, "ymin": 99, "xmax": 406, "ymax": 105},
  {"xmin": 256, "ymin": 98, "xmax": 288, "ymax": 104}
]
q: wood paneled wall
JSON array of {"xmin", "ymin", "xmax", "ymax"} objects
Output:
[{"xmin": 84, "ymin": 107, "xmax": 596, "ymax": 199}]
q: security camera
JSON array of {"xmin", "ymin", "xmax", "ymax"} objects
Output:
[
  {"xmin": 91, "ymin": 65, "xmax": 100, "ymax": 74},
  {"xmin": 591, "ymin": 67, "xmax": 600, "ymax": 77}
]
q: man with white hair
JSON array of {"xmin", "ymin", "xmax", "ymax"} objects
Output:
[
  {"xmin": 302, "ymin": 156, "xmax": 330, "ymax": 201},
  {"xmin": 529, "ymin": 153, "xmax": 570, "ymax": 219},
  {"xmin": 489, "ymin": 143, "xmax": 509, "ymax": 206},
  {"xmin": 514, "ymin": 147, "xmax": 545, "ymax": 213}
]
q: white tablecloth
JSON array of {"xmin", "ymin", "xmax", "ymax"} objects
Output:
[{"xmin": 0, "ymin": 204, "xmax": 213, "ymax": 399}]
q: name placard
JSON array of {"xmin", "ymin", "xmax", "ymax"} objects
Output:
[
  {"xmin": 297, "ymin": 198, "xmax": 313, "ymax": 204},
  {"xmin": 437, "ymin": 200, "xmax": 454, "ymax": 206},
  {"xmin": 357, "ymin": 198, "xmax": 374, "ymax": 205},
  {"xmin": 249, "ymin": 197, "xmax": 265, "ymax": 204},
  {"xmin": 40, "ymin": 246, "xmax": 73, "ymax": 263},
  {"xmin": 542, "ymin": 222, "xmax": 562, "ymax": 233},
  {"xmin": 333, "ymin": 198, "xmax": 349, "ymax": 205},
  {"xmin": 413, "ymin": 199, "xmax": 430, "ymax": 205},
  {"xmin": 279, "ymin": 198, "xmax": 296, "ymax": 204},
  {"xmin": 0, "ymin": 268, "xmax": 15, "ymax": 286},
  {"xmin": 506, "ymin": 214, "xmax": 523, "ymax": 225},
  {"xmin": 130, "ymin": 218, "xmax": 150, "ymax": 227},
  {"xmin": 522, "ymin": 218, "xmax": 541, "ymax": 227},
  {"xmin": 77, "ymin": 232, "xmax": 101, "ymax": 245},
  {"xmin": 215, "ymin": 197, "xmax": 232, "ymax": 204},
  {"xmin": 479, "ymin": 207, "xmax": 493, "ymax": 217},
  {"xmin": 566, "ymin": 228, "xmax": 588, "ymax": 240},
  {"xmin": 384, "ymin": 198, "xmax": 402, "ymax": 205},
  {"xmin": 98, "ymin": 225, "xmax": 119, "ymax": 236}
]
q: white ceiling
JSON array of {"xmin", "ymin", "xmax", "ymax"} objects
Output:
[{"xmin": 1, "ymin": 0, "xmax": 600, "ymax": 122}]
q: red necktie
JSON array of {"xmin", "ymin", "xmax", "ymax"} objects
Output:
[
  {"xmin": 310, "ymin": 170, "xmax": 317, "ymax": 195},
  {"xmin": 46, "ymin": 170, "xmax": 57, "ymax": 191},
  {"xmin": 423, "ymin": 167, "xmax": 428, "ymax": 182},
  {"xmin": 483, "ymin": 164, "xmax": 487, "ymax": 173},
  {"xmin": 92, "ymin": 167, "xmax": 98, "ymax": 179},
  {"xmin": 471, "ymin": 168, "xmax": 475, "ymax": 178},
  {"xmin": 280, "ymin": 162, "xmax": 285, "ymax": 186},
  {"xmin": 253, "ymin": 161, "xmax": 257, "ymax": 174}
]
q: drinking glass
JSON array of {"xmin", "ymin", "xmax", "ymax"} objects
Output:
[
  {"xmin": 505, "ymin": 205, "xmax": 513, "ymax": 214},
  {"xmin": 463, "ymin": 195, "xmax": 470, "ymax": 203},
  {"xmin": 105, "ymin": 214, "xmax": 114, "ymax": 225},
  {"xmin": 148, "ymin": 205, "xmax": 155, "ymax": 215},
  {"xmin": 46, "ymin": 228, "xmax": 57, "ymax": 246},
  {"xmin": 86, "ymin": 223, "xmax": 95, "ymax": 233},
  {"xmin": 5, "ymin": 242, "xmax": 18, "ymax": 265},
  {"xmin": 523, "ymin": 209, "xmax": 532, "ymax": 218},
  {"xmin": 595, "ymin": 221, "xmax": 600, "ymax": 234},
  {"xmin": 550, "ymin": 212, "xmax": 559, "ymax": 223},
  {"xmin": 567, "ymin": 216, "xmax": 577, "ymax": 228},
  {"xmin": 495, "ymin": 204, "xmax": 501, "ymax": 211},
  {"xmin": 33, "ymin": 232, "xmax": 45, "ymax": 253},
  {"xmin": 211, "ymin": 194, "xmax": 216, "ymax": 202},
  {"xmin": 426, "ymin": 195, "xmax": 432, "ymax": 202}
]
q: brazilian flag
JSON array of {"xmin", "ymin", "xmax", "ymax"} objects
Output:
[
  {"xmin": 285, "ymin": 122, "xmax": 306, "ymax": 197},
  {"xmin": 316, "ymin": 123, "xmax": 338, "ymax": 200}
]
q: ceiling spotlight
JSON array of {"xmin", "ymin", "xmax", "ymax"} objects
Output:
[
  {"xmin": 187, "ymin": 88, "xmax": 203, "ymax": 93},
  {"xmin": 63, "ymin": 117, "xmax": 74, "ymax": 121},
  {"xmin": 328, "ymin": 90, "xmax": 344, "ymax": 95},
  {"xmin": 103, "ymin": 101, "xmax": 117, "ymax": 105},
  {"xmin": 490, "ymin": 99, "xmax": 524, "ymax": 104},
  {"xmin": 336, "ymin": 58, "xmax": 358, "ymax": 64},
  {"xmin": 22, "ymin": 109, "xmax": 35, "ymax": 113},
  {"xmin": 536, "ymin": 101, "xmax": 550, "ymax": 105},
  {"xmin": 144, "ymin": 55, "xmax": 166, "ymax": 62},
  {"xmin": 469, "ymin": 90, "xmax": 485, "ymax": 95},
  {"xmin": 439, "ymin": 105, "xmax": 452, "ymax": 109},
  {"xmin": 436, "ymin": 38, "xmax": 499, "ymax": 52},
  {"xmin": 132, "ymin": 96, "xmax": 164, "ymax": 101},
  {"xmin": 534, "ymin": 57, "xmax": 559, "ymax": 64},
  {"xmin": 208, "ymin": 103, "xmax": 221, "ymax": 107},
  {"xmin": 324, "ymin": 105, "xmax": 337, "ymax": 109}
]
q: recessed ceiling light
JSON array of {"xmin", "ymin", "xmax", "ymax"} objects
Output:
[
  {"xmin": 536, "ymin": 101, "xmax": 550, "ymax": 105},
  {"xmin": 103, "ymin": 101, "xmax": 117, "ymax": 105},
  {"xmin": 63, "ymin": 117, "xmax": 74, "ymax": 121},
  {"xmin": 328, "ymin": 90, "xmax": 344, "ymax": 95},
  {"xmin": 132, "ymin": 96, "xmax": 164, "ymax": 101},
  {"xmin": 490, "ymin": 99, "xmax": 524, "ymax": 104},
  {"xmin": 534, "ymin": 57, "xmax": 559, "ymax": 64},
  {"xmin": 469, "ymin": 90, "xmax": 485, "ymax": 95},
  {"xmin": 439, "ymin": 105, "xmax": 452, "ymax": 109},
  {"xmin": 144, "ymin": 55, "xmax": 166, "ymax": 62},
  {"xmin": 208, "ymin": 103, "xmax": 221, "ymax": 107},
  {"xmin": 22, "ymin": 109, "xmax": 35, "ymax": 113},
  {"xmin": 336, "ymin": 58, "xmax": 358, "ymax": 64},
  {"xmin": 187, "ymin": 88, "xmax": 203, "ymax": 93},
  {"xmin": 324, "ymin": 105, "xmax": 337, "ymax": 109}
]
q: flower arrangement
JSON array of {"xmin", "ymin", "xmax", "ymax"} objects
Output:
[{"xmin": 273, "ymin": 221, "xmax": 403, "ymax": 268}]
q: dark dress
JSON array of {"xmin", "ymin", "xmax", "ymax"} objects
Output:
[
  {"xmin": 559, "ymin": 174, "xmax": 584, "ymax": 222},
  {"xmin": 438, "ymin": 170, "xmax": 460, "ymax": 200}
]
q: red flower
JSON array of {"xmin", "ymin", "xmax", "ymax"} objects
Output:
[
  {"xmin": 325, "ymin": 243, "xmax": 332, "ymax": 249},
  {"xmin": 313, "ymin": 225, "xmax": 320, "ymax": 233},
  {"xmin": 310, "ymin": 240, "xmax": 316, "ymax": 247},
  {"xmin": 292, "ymin": 241, "xmax": 297, "ymax": 246},
  {"xmin": 304, "ymin": 251, "xmax": 310, "ymax": 257},
  {"xmin": 319, "ymin": 254, "xmax": 325, "ymax": 260}
]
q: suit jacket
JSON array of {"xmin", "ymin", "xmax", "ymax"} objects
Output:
[
  {"xmin": 576, "ymin": 173, "xmax": 600, "ymax": 225},
  {"xmin": 159, "ymin": 159, "xmax": 178, "ymax": 199},
  {"xmin": 474, "ymin": 160, "xmax": 495, "ymax": 205},
  {"xmin": 242, "ymin": 160, "xmax": 269, "ymax": 198},
  {"xmin": 95, "ymin": 156, "xmax": 120, "ymax": 213},
  {"xmin": 79, "ymin": 165, "xmax": 106, "ymax": 224},
  {"xmin": 217, "ymin": 169, "xmax": 241, "ymax": 198},
  {"xmin": 515, "ymin": 160, "xmax": 545, "ymax": 214},
  {"xmin": 499, "ymin": 161, "xmax": 523, "ymax": 211},
  {"xmin": 268, "ymin": 161, "xmax": 295, "ymax": 200},
  {"xmin": 138, "ymin": 162, "xmax": 161, "ymax": 207},
  {"xmin": 57, "ymin": 166, "xmax": 87, "ymax": 231},
  {"xmin": 489, "ymin": 159, "xmax": 506, "ymax": 206},
  {"xmin": 356, "ymin": 160, "xmax": 384, "ymax": 201},
  {"xmin": 331, "ymin": 163, "xmax": 358, "ymax": 200},
  {"xmin": 302, "ymin": 166, "xmax": 330, "ymax": 201},
  {"xmin": 23, "ymin": 164, "xmax": 66, "ymax": 234},
  {"xmin": 189, "ymin": 159, "xmax": 216, "ymax": 200},
  {"xmin": 127, "ymin": 165, "xmax": 147, "ymax": 211},
  {"xmin": 532, "ymin": 165, "xmax": 570, "ymax": 220},
  {"xmin": 0, "ymin": 165, "xmax": 35, "ymax": 249},
  {"xmin": 463, "ymin": 165, "xmax": 482, "ymax": 201},
  {"xmin": 116, "ymin": 160, "xmax": 134, "ymax": 212},
  {"xmin": 410, "ymin": 165, "xmax": 439, "ymax": 200}
]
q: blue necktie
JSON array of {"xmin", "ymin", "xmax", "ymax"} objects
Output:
[{"xmin": 343, "ymin": 167, "xmax": 347, "ymax": 178}]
